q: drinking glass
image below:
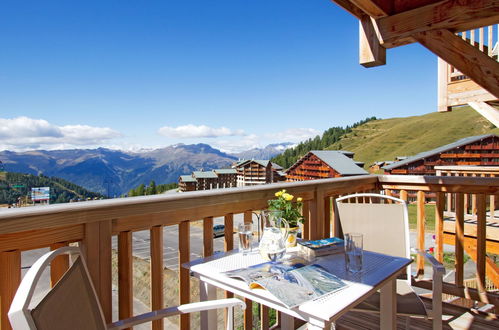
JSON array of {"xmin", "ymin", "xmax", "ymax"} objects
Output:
[
  {"xmin": 345, "ymin": 233, "xmax": 363, "ymax": 273},
  {"xmin": 238, "ymin": 223, "xmax": 253, "ymax": 255}
]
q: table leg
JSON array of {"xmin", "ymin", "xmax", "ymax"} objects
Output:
[
  {"xmin": 380, "ymin": 278, "xmax": 397, "ymax": 330},
  {"xmin": 200, "ymin": 280, "xmax": 217, "ymax": 330}
]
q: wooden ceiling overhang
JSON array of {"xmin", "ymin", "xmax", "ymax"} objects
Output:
[{"xmin": 330, "ymin": 0, "xmax": 499, "ymax": 99}]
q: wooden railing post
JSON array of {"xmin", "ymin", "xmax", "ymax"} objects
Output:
[
  {"xmin": 178, "ymin": 221, "xmax": 190, "ymax": 330},
  {"xmin": 302, "ymin": 201, "xmax": 310, "ymax": 240},
  {"xmin": 435, "ymin": 192, "xmax": 445, "ymax": 263},
  {"xmin": 50, "ymin": 242, "xmax": 69, "ymax": 287},
  {"xmin": 203, "ymin": 217, "xmax": 214, "ymax": 257},
  {"xmin": 118, "ymin": 231, "xmax": 133, "ymax": 326},
  {"xmin": 476, "ymin": 194, "xmax": 487, "ymax": 296},
  {"xmin": 150, "ymin": 225, "xmax": 164, "ymax": 330},
  {"xmin": 0, "ymin": 250, "xmax": 20, "ymax": 330},
  {"xmin": 416, "ymin": 191, "xmax": 426, "ymax": 276},
  {"xmin": 309, "ymin": 188, "xmax": 325, "ymax": 240},
  {"xmin": 455, "ymin": 193, "xmax": 465, "ymax": 287},
  {"xmin": 83, "ymin": 221, "xmax": 112, "ymax": 322}
]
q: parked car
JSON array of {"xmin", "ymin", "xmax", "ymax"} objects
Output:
[{"xmin": 213, "ymin": 224, "xmax": 225, "ymax": 238}]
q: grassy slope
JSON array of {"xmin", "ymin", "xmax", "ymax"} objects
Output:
[{"xmin": 327, "ymin": 107, "xmax": 499, "ymax": 169}]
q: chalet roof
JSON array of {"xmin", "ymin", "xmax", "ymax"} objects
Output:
[
  {"xmin": 303, "ymin": 150, "xmax": 368, "ymax": 176},
  {"xmin": 213, "ymin": 169, "xmax": 237, "ymax": 175},
  {"xmin": 179, "ymin": 175, "xmax": 197, "ymax": 183},
  {"xmin": 193, "ymin": 171, "xmax": 218, "ymax": 179},
  {"xmin": 383, "ymin": 134, "xmax": 498, "ymax": 170}
]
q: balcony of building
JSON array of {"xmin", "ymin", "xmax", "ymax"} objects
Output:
[{"xmin": 1, "ymin": 174, "xmax": 498, "ymax": 329}]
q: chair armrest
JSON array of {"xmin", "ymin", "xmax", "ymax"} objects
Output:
[
  {"xmin": 411, "ymin": 248, "xmax": 446, "ymax": 275},
  {"xmin": 108, "ymin": 298, "xmax": 245, "ymax": 330}
]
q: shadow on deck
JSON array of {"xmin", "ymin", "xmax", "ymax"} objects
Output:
[{"xmin": 336, "ymin": 297, "xmax": 498, "ymax": 329}]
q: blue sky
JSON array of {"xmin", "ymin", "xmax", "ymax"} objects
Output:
[{"xmin": 0, "ymin": 1, "xmax": 437, "ymax": 153}]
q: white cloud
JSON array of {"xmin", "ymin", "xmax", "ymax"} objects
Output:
[
  {"xmin": 0, "ymin": 116, "xmax": 121, "ymax": 151},
  {"xmin": 264, "ymin": 128, "xmax": 321, "ymax": 143},
  {"xmin": 212, "ymin": 128, "xmax": 320, "ymax": 154},
  {"xmin": 158, "ymin": 124, "xmax": 245, "ymax": 138}
]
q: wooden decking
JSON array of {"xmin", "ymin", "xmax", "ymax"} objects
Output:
[{"xmin": 336, "ymin": 297, "xmax": 498, "ymax": 329}]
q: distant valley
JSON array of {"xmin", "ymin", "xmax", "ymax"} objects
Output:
[{"xmin": 0, "ymin": 143, "xmax": 291, "ymax": 196}]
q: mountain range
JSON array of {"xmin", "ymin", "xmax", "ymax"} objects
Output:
[{"xmin": 0, "ymin": 143, "xmax": 290, "ymax": 196}]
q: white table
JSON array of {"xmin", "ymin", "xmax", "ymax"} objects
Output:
[{"xmin": 185, "ymin": 249, "xmax": 411, "ymax": 330}]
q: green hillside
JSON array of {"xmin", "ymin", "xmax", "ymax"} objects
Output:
[
  {"xmin": 326, "ymin": 106, "xmax": 499, "ymax": 169},
  {"xmin": 0, "ymin": 171, "xmax": 104, "ymax": 205}
]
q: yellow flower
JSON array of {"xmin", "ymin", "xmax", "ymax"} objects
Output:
[
  {"xmin": 297, "ymin": 197, "xmax": 303, "ymax": 202},
  {"xmin": 283, "ymin": 193, "xmax": 293, "ymax": 201},
  {"xmin": 275, "ymin": 191, "xmax": 283, "ymax": 197},
  {"xmin": 282, "ymin": 189, "xmax": 286, "ymax": 193}
]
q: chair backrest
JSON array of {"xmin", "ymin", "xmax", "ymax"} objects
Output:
[
  {"xmin": 8, "ymin": 246, "xmax": 107, "ymax": 330},
  {"xmin": 335, "ymin": 193, "xmax": 410, "ymax": 261}
]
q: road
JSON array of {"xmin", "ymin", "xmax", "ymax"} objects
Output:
[{"xmin": 112, "ymin": 213, "xmax": 254, "ymax": 271}]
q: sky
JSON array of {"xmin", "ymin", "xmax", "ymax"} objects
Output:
[{"xmin": 0, "ymin": 0, "xmax": 437, "ymax": 153}]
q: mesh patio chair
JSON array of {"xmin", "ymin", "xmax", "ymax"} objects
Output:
[
  {"xmin": 335, "ymin": 193, "xmax": 445, "ymax": 330},
  {"xmin": 8, "ymin": 246, "xmax": 245, "ymax": 330}
]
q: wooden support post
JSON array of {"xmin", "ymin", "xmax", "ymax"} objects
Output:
[
  {"xmin": 437, "ymin": 57, "xmax": 449, "ymax": 112},
  {"xmin": 455, "ymin": 193, "xmax": 465, "ymax": 287},
  {"xmin": 359, "ymin": 14, "xmax": 386, "ymax": 67},
  {"xmin": 476, "ymin": 194, "xmax": 487, "ymax": 296},
  {"xmin": 435, "ymin": 192, "xmax": 445, "ymax": 263},
  {"xmin": 178, "ymin": 221, "xmax": 190, "ymax": 330},
  {"xmin": 417, "ymin": 191, "xmax": 426, "ymax": 276},
  {"xmin": 150, "ymin": 226, "xmax": 164, "ymax": 330},
  {"xmin": 118, "ymin": 231, "xmax": 133, "ymax": 325},
  {"xmin": 50, "ymin": 242, "xmax": 69, "ymax": 287},
  {"xmin": 203, "ymin": 217, "xmax": 214, "ymax": 257},
  {"xmin": 83, "ymin": 221, "xmax": 112, "ymax": 322},
  {"xmin": 0, "ymin": 250, "xmax": 20, "ymax": 330}
]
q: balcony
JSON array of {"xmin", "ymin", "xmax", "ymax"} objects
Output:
[{"xmin": 1, "ymin": 175, "xmax": 498, "ymax": 329}]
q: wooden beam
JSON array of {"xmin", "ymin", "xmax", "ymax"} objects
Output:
[
  {"xmin": 359, "ymin": 14, "xmax": 387, "ymax": 67},
  {"xmin": 376, "ymin": 0, "xmax": 499, "ymax": 47},
  {"xmin": 468, "ymin": 101, "xmax": 499, "ymax": 127},
  {"xmin": 329, "ymin": 0, "xmax": 365, "ymax": 19},
  {"xmin": 349, "ymin": 0, "xmax": 388, "ymax": 18},
  {"xmin": 414, "ymin": 29, "xmax": 499, "ymax": 99}
]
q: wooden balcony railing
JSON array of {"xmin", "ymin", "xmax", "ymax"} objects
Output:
[
  {"xmin": 438, "ymin": 24, "xmax": 498, "ymax": 111},
  {"xmin": 0, "ymin": 174, "xmax": 498, "ymax": 329}
]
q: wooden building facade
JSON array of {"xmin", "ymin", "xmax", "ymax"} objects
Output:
[
  {"xmin": 213, "ymin": 169, "xmax": 237, "ymax": 188},
  {"xmin": 178, "ymin": 175, "xmax": 197, "ymax": 192},
  {"xmin": 234, "ymin": 160, "xmax": 286, "ymax": 187},
  {"xmin": 384, "ymin": 134, "xmax": 499, "ymax": 175},
  {"xmin": 286, "ymin": 150, "xmax": 367, "ymax": 181}
]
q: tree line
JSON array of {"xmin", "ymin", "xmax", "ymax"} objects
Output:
[
  {"xmin": 0, "ymin": 171, "xmax": 103, "ymax": 205},
  {"xmin": 271, "ymin": 117, "xmax": 377, "ymax": 169},
  {"xmin": 127, "ymin": 180, "xmax": 178, "ymax": 197}
]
